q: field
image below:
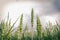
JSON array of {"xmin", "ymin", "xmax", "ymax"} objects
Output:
[{"xmin": 0, "ymin": 9, "xmax": 60, "ymax": 40}]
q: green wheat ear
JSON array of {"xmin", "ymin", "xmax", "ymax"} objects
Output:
[
  {"xmin": 19, "ymin": 14, "xmax": 23, "ymax": 32},
  {"xmin": 17, "ymin": 14, "xmax": 23, "ymax": 40},
  {"xmin": 37, "ymin": 16, "xmax": 42, "ymax": 40},
  {"xmin": 31, "ymin": 8, "xmax": 34, "ymax": 40},
  {"xmin": 31, "ymin": 8, "xmax": 34, "ymax": 27}
]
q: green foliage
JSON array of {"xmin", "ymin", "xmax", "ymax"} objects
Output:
[
  {"xmin": 0, "ymin": 13, "xmax": 18, "ymax": 40},
  {"xmin": 0, "ymin": 9, "xmax": 60, "ymax": 40}
]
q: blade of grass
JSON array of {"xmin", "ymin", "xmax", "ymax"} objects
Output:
[{"xmin": 6, "ymin": 16, "xmax": 19, "ymax": 37}]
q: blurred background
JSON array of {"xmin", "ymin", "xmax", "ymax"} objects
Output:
[{"xmin": 0, "ymin": 0, "xmax": 60, "ymax": 29}]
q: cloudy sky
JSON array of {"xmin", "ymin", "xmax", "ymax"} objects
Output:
[{"xmin": 0, "ymin": 0, "xmax": 60, "ymax": 30}]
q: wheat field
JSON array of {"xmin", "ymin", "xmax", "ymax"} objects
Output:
[{"xmin": 0, "ymin": 9, "xmax": 60, "ymax": 40}]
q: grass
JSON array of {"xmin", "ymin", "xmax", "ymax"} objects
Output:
[{"xmin": 0, "ymin": 8, "xmax": 60, "ymax": 40}]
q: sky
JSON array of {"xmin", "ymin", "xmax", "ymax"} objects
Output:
[{"xmin": 0, "ymin": 0, "xmax": 60, "ymax": 30}]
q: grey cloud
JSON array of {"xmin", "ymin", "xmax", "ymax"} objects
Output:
[{"xmin": 53, "ymin": 0, "xmax": 60, "ymax": 11}]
